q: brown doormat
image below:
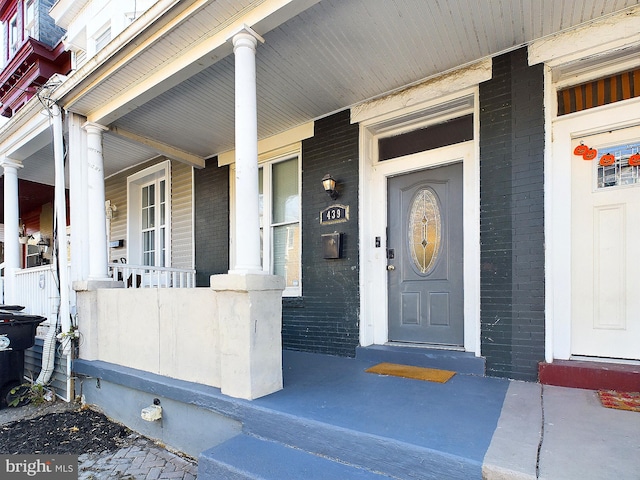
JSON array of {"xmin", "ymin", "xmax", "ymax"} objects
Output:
[
  {"xmin": 365, "ymin": 362, "xmax": 456, "ymax": 383},
  {"xmin": 597, "ymin": 390, "xmax": 640, "ymax": 412}
]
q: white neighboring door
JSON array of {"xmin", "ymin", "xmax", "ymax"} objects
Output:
[{"xmin": 571, "ymin": 127, "xmax": 640, "ymax": 359}]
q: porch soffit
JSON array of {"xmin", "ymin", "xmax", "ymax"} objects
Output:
[
  {"xmin": 3, "ymin": 0, "xmax": 640, "ymax": 186},
  {"xmin": 70, "ymin": 0, "xmax": 640, "ymax": 163},
  {"xmin": 59, "ymin": 0, "xmax": 322, "ymax": 122}
]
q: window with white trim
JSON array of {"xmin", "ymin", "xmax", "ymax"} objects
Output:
[
  {"xmin": 127, "ymin": 162, "xmax": 170, "ymax": 269},
  {"xmin": 24, "ymin": 0, "xmax": 35, "ymax": 39},
  {"xmin": 141, "ymin": 179, "xmax": 167, "ymax": 267},
  {"xmin": 94, "ymin": 26, "xmax": 111, "ymax": 52},
  {"xmin": 259, "ymin": 155, "xmax": 301, "ymax": 296},
  {"xmin": 8, "ymin": 11, "xmax": 18, "ymax": 55}
]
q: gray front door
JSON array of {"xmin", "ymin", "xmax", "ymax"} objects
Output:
[{"xmin": 387, "ymin": 163, "xmax": 463, "ymax": 345}]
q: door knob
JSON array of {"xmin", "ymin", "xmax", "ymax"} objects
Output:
[{"xmin": 387, "ymin": 265, "xmax": 395, "ymax": 271}]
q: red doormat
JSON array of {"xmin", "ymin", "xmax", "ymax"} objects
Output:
[{"xmin": 597, "ymin": 390, "xmax": 640, "ymax": 412}]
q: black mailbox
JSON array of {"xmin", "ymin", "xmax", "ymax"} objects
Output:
[{"xmin": 322, "ymin": 232, "xmax": 343, "ymax": 259}]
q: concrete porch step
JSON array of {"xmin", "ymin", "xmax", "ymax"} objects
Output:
[
  {"xmin": 356, "ymin": 344, "xmax": 485, "ymax": 375},
  {"xmin": 199, "ymin": 434, "xmax": 392, "ymax": 479},
  {"xmin": 539, "ymin": 359, "xmax": 640, "ymax": 391}
]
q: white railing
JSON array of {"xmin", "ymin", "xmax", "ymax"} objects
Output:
[
  {"xmin": 108, "ymin": 263, "xmax": 196, "ymax": 288},
  {"xmin": 13, "ymin": 265, "xmax": 64, "ymax": 324}
]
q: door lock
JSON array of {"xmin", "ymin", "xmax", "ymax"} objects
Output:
[{"xmin": 387, "ymin": 265, "xmax": 395, "ymax": 271}]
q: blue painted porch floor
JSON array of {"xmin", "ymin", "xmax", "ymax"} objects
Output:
[
  {"xmin": 264, "ymin": 350, "xmax": 506, "ymax": 461},
  {"xmin": 199, "ymin": 349, "xmax": 640, "ymax": 479},
  {"xmin": 200, "ymin": 349, "xmax": 510, "ymax": 479},
  {"xmin": 74, "ymin": 348, "xmax": 640, "ymax": 479}
]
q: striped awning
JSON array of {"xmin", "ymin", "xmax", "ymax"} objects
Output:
[{"xmin": 558, "ymin": 68, "xmax": 640, "ymax": 115}]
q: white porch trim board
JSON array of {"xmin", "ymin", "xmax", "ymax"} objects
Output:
[{"xmin": 531, "ymin": 9, "xmax": 640, "ymax": 362}]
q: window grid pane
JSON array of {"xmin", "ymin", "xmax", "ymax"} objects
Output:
[
  {"xmin": 263, "ymin": 155, "xmax": 300, "ymax": 294},
  {"xmin": 272, "ymin": 158, "xmax": 299, "ymax": 224},
  {"xmin": 273, "ymin": 224, "xmax": 300, "ymax": 288}
]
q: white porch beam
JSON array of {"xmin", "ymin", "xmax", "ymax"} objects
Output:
[
  {"xmin": 109, "ymin": 126, "xmax": 205, "ymax": 169},
  {"xmin": 0, "ymin": 157, "xmax": 23, "ymax": 303},
  {"xmin": 83, "ymin": 122, "xmax": 111, "ymax": 281}
]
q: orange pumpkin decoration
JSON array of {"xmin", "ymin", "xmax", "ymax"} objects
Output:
[
  {"xmin": 629, "ymin": 153, "xmax": 640, "ymax": 166},
  {"xmin": 574, "ymin": 144, "xmax": 589, "ymax": 156},
  {"xmin": 599, "ymin": 153, "xmax": 615, "ymax": 166},
  {"xmin": 583, "ymin": 148, "xmax": 598, "ymax": 161}
]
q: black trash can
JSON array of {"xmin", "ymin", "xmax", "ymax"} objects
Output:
[
  {"xmin": 0, "ymin": 305, "xmax": 25, "ymax": 311},
  {"xmin": 0, "ymin": 310, "xmax": 47, "ymax": 408}
]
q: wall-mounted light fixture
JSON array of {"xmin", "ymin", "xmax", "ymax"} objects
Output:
[
  {"xmin": 322, "ymin": 174, "xmax": 339, "ymax": 200},
  {"xmin": 37, "ymin": 237, "xmax": 50, "ymax": 255}
]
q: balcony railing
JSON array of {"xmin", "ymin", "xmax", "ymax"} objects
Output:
[{"xmin": 108, "ymin": 263, "xmax": 196, "ymax": 289}]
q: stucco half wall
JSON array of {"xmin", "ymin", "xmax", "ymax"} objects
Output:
[{"xmin": 74, "ymin": 274, "xmax": 285, "ymax": 400}]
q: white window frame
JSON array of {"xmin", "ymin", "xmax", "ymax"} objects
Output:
[
  {"xmin": 140, "ymin": 179, "xmax": 167, "ymax": 267},
  {"xmin": 23, "ymin": 0, "xmax": 35, "ymax": 39},
  {"xmin": 8, "ymin": 10, "xmax": 18, "ymax": 56},
  {"xmin": 259, "ymin": 153, "xmax": 302, "ymax": 297},
  {"xmin": 127, "ymin": 161, "xmax": 171, "ymax": 269},
  {"xmin": 93, "ymin": 24, "xmax": 111, "ymax": 53}
]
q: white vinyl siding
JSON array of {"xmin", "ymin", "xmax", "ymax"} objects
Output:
[
  {"xmin": 105, "ymin": 158, "xmax": 193, "ymax": 269},
  {"xmin": 170, "ymin": 161, "xmax": 193, "ymax": 269}
]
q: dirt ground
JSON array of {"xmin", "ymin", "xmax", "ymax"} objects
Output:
[{"xmin": 0, "ymin": 403, "xmax": 131, "ymax": 455}]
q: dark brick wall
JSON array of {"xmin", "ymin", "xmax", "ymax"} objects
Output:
[
  {"xmin": 38, "ymin": 0, "xmax": 66, "ymax": 47},
  {"xmin": 194, "ymin": 158, "xmax": 229, "ymax": 286},
  {"xmin": 282, "ymin": 109, "xmax": 360, "ymax": 356},
  {"xmin": 479, "ymin": 47, "xmax": 545, "ymax": 381}
]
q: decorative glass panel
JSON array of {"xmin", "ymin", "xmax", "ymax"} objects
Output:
[
  {"xmin": 408, "ymin": 188, "xmax": 441, "ymax": 274},
  {"xmin": 596, "ymin": 141, "xmax": 640, "ymax": 189}
]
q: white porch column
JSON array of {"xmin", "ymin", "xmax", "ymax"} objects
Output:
[
  {"xmin": 83, "ymin": 122, "xmax": 110, "ymax": 281},
  {"xmin": 230, "ymin": 26, "xmax": 264, "ymax": 273},
  {"xmin": 69, "ymin": 113, "xmax": 89, "ymax": 284},
  {"xmin": 0, "ymin": 157, "xmax": 23, "ymax": 303}
]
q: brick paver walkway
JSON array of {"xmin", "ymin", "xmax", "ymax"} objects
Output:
[{"xmin": 78, "ymin": 435, "xmax": 197, "ymax": 480}]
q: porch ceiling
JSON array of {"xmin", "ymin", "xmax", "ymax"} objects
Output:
[
  {"xmin": 10, "ymin": 0, "xmax": 640, "ymax": 182},
  {"xmin": 100, "ymin": 0, "xmax": 640, "ymax": 162}
]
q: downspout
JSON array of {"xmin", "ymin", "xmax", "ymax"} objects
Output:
[{"xmin": 36, "ymin": 103, "xmax": 72, "ymax": 385}]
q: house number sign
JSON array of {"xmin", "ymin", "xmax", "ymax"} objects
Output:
[{"xmin": 320, "ymin": 204, "xmax": 349, "ymax": 225}]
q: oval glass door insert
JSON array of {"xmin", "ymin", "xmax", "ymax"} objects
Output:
[{"xmin": 408, "ymin": 188, "xmax": 442, "ymax": 274}]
